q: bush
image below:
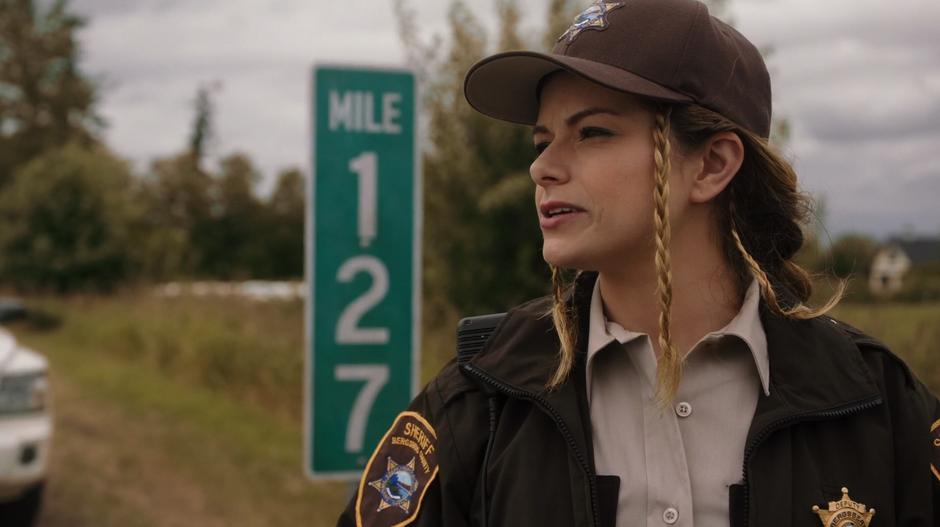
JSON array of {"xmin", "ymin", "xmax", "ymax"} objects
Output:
[
  {"xmin": 895, "ymin": 264, "xmax": 940, "ymax": 302},
  {"xmin": 827, "ymin": 233, "xmax": 877, "ymax": 278},
  {"xmin": 0, "ymin": 144, "xmax": 138, "ymax": 292}
]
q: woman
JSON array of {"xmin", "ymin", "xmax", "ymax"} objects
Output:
[{"xmin": 339, "ymin": 0, "xmax": 940, "ymax": 526}]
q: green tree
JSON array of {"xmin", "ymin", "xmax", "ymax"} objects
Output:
[
  {"xmin": 201, "ymin": 152, "xmax": 264, "ymax": 279},
  {"xmin": 138, "ymin": 152, "xmax": 213, "ymax": 277},
  {"xmin": 188, "ymin": 83, "xmax": 217, "ymax": 170},
  {"xmin": 0, "ymin": 0, "xmax": 99, "ymax": 185},
  {"xmin": 260, "ymin": 168, "xmax": 304, "ymax": 278},
  {"xmin": 413, "ymin": 0, "xmax": 552, "ymax": 315},
  {"xmin": 794, "ymin": 195, "xmax": 827, "ymax": 273},
  {"xmin": 828, "ymin": 233, "xmax": 877, "ymax": 279},
  {"xmin": 0, "ymin": 144, "xmax": 136, "ymax": 292},
  {"xmin": 137, "ymin": 80, "xmax": 302, "ymax": 281}
]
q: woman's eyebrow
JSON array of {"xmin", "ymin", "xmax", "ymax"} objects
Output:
[{"xmin": 532, "ymin": 107, "xmax": 621, "ymax": 137}]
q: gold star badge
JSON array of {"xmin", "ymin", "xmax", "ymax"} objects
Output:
[{"xmin": 812, "ymin": 487, "xmax": 875, "ymax": 527}]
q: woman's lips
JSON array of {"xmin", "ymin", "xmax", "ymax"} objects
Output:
[
  {"xmin": 539, "ymin": 210, "xmax": 586, "ymax": 229},
  {"xmin": 538, "ymin": 200, "xmax": 586, "ymax": 229}
]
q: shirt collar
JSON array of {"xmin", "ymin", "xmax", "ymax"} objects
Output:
[{"xmin": 586, "ymin": 277, "xmax": 770, "ymax": 396}]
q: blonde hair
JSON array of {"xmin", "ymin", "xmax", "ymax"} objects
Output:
[
  {"xmin": 545, "ymin": 104, "xmax": 844, "ymax": 404},
  {"xmin": 547, "ymin": 265, "xmax": 578, "ymax": 388},
  {"xmin": 651, "ymin": 108, "xmax": 680, "ymax": 404}
]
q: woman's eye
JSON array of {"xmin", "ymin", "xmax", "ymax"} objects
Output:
[
  {"xmin": 534, "ymin": 142, "xmax": 549, "ymax": 155},
  {"xmin": 579, "ymin": 126, "xmax": 612, "ymax": 140}
]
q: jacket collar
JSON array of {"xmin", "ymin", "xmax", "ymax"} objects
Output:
[
  {"xmin": 465, "ymin": 272, "xmax": 596, "ymax": 461},
  {"xmin": 746, "ymin": 302, "xmax": 882, "ymax": 441},
  {"xmin": 467, "ymin": 271, "xmax": 594, "ymax": 395},
  {"xmin": 467, "ymin": 272, "xmax": 882, "ymax": 443}
]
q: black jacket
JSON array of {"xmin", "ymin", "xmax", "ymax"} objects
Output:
[{"xmin": 339, "ymin": 273, "xmax": 940, "ymax": 526}]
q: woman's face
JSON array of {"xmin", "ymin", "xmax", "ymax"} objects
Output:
[{"xmin": 531, "ymin": 72, "xmax": 691, "ymax": 271}]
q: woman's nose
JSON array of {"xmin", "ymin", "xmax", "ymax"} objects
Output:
[{"xmin": 529, "ymin": 144, "xmax": 570, "ymax": 187}]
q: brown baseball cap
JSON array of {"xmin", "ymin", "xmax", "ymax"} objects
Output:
[{"xmin": 464, "ymin": 0, "xmax": 772, "ymax": 138}]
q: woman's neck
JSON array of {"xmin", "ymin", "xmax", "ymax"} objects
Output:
[{"xmin": 596, "ymin": 220, "xmax": 743, "ymax": 358}]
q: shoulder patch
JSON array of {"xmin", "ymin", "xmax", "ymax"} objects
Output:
[
  {"xmin": 932, "ymin": 419, "xmax": 940, "ymax": 482},
  {"xmin": 356, "ymin": 411, "xmax": 439, "ymax": 526}
]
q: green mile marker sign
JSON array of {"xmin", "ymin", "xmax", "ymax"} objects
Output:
[{"xmin": 306, "ymin": 65, "xmax": 421, "ymax": 480}]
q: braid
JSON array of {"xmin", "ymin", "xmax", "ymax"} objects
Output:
[
  {"xmin": 730, "ymin": 219, "xmax": 844, "ymax": 319},
  {"xmin": 652, "ymin": 108, "xmax": 681, "ymax": 406},
  {"xmin": 547, "ymin": 264, "xmax": 577, "ymax": 389}
]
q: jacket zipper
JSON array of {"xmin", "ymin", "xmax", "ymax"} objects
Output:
[
  {"xmin": 738, "ymin": 396, "xmax": 882, "ymax": 527},
  {"xmin": 462, "ymin": 363, "xmax": 601, "ymax": 527}
]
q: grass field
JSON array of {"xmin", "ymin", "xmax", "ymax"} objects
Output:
[
  {"xmin": 10, "ymin": 294, "xmax": 351, "ymax": 526},
  {"xmin": 6, "ymin": 292, "xmax": 939, "ymax": 525}
]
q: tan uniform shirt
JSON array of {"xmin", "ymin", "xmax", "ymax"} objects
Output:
[{"xmin": 586, "ymin": 279, "xmax": 769, "ymax": 527}]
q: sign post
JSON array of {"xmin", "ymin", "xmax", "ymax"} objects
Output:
[{"xmin": 306, "ymin": 65, "xmax": 420, "ymax": 479}]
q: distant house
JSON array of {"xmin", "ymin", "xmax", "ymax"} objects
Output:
[{"xmin": 869, "ymin": 238, "xmax": 940, "ymax": 297}]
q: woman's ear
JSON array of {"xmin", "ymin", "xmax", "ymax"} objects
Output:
[{"xmin": 687, "ymin": 131, "xmax": 744, "ymax": 204}]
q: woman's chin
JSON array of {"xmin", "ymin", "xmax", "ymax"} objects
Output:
[{"xmin": 542, "ymin": 243, "xmax": 584, "ymax": 269}]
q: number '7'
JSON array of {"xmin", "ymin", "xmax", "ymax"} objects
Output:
[{"xmin": 335, "ymin": 364, "xmax": 389, "ymax": 453}]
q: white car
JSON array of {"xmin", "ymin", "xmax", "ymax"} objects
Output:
[{"xmin": 0, "ymin": 313, "xmax": 51, "ymax": 527}]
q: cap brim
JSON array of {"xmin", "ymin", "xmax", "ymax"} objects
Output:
[{"xmin": 464, "ymin": 51, "xmax": 694, "ymax": 126}]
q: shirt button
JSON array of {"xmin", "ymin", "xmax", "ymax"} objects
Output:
[
  {"xmin": 675, "ymin": 401, "xmax": 693, "ymax": 418},
  {"xmin": 663, "ymin": 507, "xmax": 679, "ymax": 524}
]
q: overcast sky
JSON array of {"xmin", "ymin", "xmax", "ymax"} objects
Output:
[{"xmin": 70, "ymin": 0, "xmax": 940, "ymax": 240}]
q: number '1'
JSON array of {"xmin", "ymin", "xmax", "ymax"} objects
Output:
[{"xmin": 349, "ymin": 151, "xmax": 377, "ymax": 248}]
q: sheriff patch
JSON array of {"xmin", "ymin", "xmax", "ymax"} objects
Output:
[
  {"xmin": 931, "ymin": 418, "xmax": 940, "ymax": 482},
  {"xmin": 356, "ymin": 411, "xmax": 439, "ymax": 526}
]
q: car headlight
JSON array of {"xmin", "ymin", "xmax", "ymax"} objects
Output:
[{"xmin": 0, "ymin": 372, "xmax": 47, "ymax": 414}]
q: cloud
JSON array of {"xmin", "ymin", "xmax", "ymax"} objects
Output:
[
  {"xmin": 73, "ymin": 0, "xmax": 410, "ymax": 179},
  {"xmin": 68, "ymin": 0, "xmax": 940, "ymax": 237},
  {"xmin": 785, "ymin": 125, "xmax": 940, "ymax": 237},
  {"xmin": 735, "ymin": 0, "xmax": 940, "ymax": 51},
  {"xmin": 731, "ymin": 0, "xmax": 940, "ymax": 237}
]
